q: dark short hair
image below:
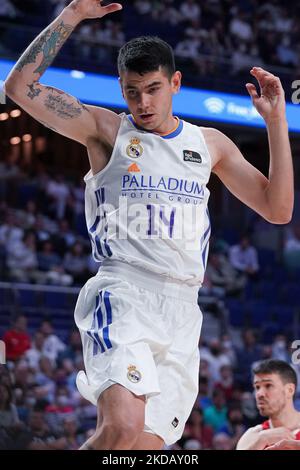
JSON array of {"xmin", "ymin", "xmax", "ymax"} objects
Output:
[
  {"xmin": 253, "ymin": 359, "xmax": 297, "ymax": 388},
  {"xmin": 117, "ymin": 36, "xmax": 175, "ymax": 79}
]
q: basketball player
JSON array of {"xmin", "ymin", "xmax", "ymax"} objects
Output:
[
  {"xmin": 237, "ymin": 360, "xmax": 300, "ymax": 450},
  {"xmin": 4, "ymin": 1, "xmax": 294, "ymax": 450}
]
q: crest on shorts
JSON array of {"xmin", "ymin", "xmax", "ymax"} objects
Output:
[
  {"xmin": 126, "ymin": 137, "xmax": 143, "ymax": 159},
  {"xmin": 127, "ymin": 365, "xmax": 142, "ymax": 383}
]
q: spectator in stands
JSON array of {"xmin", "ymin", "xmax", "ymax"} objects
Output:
[
  {"xmin": 0, "ymin": 381, "xmax": 29, "ymax": 450},
  {"xmin": 203, "ymin": 388, "xmax": 228, "ymax": 432},
  {"xmin": 6, "ymin": 231, "xmax": 44, "ymax": 283},
  {"xmin": 46, "ymin": 174, "xmax": 70, "ymax": 220},
  {"xmin": 57, "ymin": 329, "xmax": 83, "ymax": 366},
  {"xmin": 0, "ymin": 0, "xmax": 20, "ymax": 19},
  {"xmin": 0, "ymin": 211, "xmax": 23, "ymax": 254},
  {"xmin": 215, "ymin": 364, "xmax": 234, "ymax": 402},
  {"xmin": 27, "ymin": 408, "xmax": 67, "ymax": 450},
  {"xmin": 3, "ymin": 314, "xmax": 31, "ymax": 361},
  {"xmin": 134, "ymin": 0, "xmax": 151, "ymax": 16},
  {"xmin": 180, "ymin": 0, "xmax": 201, "ymax": 22},
  {"xmin": 37, "ymin": 240, "xmax": 73, "ymax": 286},
  {"xmin": 206, "ymin": 250, "xmax": 246, "ymax": 296},
  {"xmin": 212, "ymin": 431, "xmax": 232, "ymax": 450},
  {"xmin": 25, "ymin": 331, "xmax": 45, "ymax": 371},
  {"xmin": 229, "ymin": 235, "xmax": 259, "ymax": 280},
  {"xmin": 284, "ymin": 225, "xmax": 300, "ymax": 269},
  {"xmin": 235, "ymin": 329, "xmax": 263, "ymax": 391},
  {"xmin": 0, "ymin": 382, "xmax": 21, "ymax": 428},
  {"xmin": 229, "ymin": 10, "xmax": 253, "ymax": 43},
  {"xmin": 63, "ymin": 414, "xmax": 84, "ymax": 449},
  {"xmin": 34, "ymin": 356, "xmax": 56, "ymax": 403},
  {"xmin": 200, "ymin": 338, "xmax": 232, "ymax": 384},
  {"xmin": 52, "ymin": 219, "xmax": 76, "ymax": 257},
  {"xmin": 220, "ymin": 406, "xmax": 246, "ymax": 449},
  {"xmin": 39, "ymin": 319, "xmax": 66, "ymax": 364},
  {"xmin": 0, "ymin": 152, "xmax": 22, "ymax": 202},
  {"xmin": 197, "ymin": 374, "xmax": 212, "ymax": 410},
  {"xmin": 16, "ymin": 200, "xmax": 39, "ymax": 230},
  {"xmin": 271, "ymin": 334, "xmax": 290, "ymax": 363},
  {"xmin": 63, "ymin": 241, "xmax": 89, "ymax": 285},
  {"xmin": 184, "ymin": 407, "xmax": 213, "ymax": 450}
]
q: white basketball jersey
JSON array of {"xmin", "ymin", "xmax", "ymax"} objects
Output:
[{"xmin": 84, "ymin": 113, "xmax": 212, "ymax": 286}]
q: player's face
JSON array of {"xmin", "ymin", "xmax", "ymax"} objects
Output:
[
  {"xmin": 253, "ymin": 373, "xmax": 293, "ymax": 417},
  {"xmin": 120, "ymin": 67, "xmax": 181, "ymax": 133}
]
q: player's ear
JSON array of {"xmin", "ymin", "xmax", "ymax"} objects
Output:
[
  {"xmin": 286, "ymin": 383, "xmax": 295, "ymax": 398},
  {"xmin": 172, "ymin": 71, "xmax": 182, "ymax": 94}
]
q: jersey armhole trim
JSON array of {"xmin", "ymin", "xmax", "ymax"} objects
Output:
[{"xmin": 84, "ymin": 113, "xmax": 126, "ymax": 183}]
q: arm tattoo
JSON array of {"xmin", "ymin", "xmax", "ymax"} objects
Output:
[
  {"xmin": 76, "ymin": 98, "xmax": 91, "ymax": 114},
  {"xmin": 44, "ymin": 88, "xmax": 83, "ymax": 119},
  {"xmin": 15, "ymin": 30, "xmax": 51, "ymax": 72},
  {"xmin": 44, "ymin": 86, "xmax": 90, "ymax": 119},
  {"xmin": 27, "ymin": 82, "xmax": 42, "ymax": 100},
  {"xmin": 16, "ymin": 22, "xmax": 73, "ymax": 76},
  {"xmin": 34, "ymin": 22, "xmax": 73, "ymax": 75}
]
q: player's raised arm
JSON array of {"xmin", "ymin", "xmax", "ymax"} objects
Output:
[
  {"xmin": 207, "ymin": 68, "xmax": 294, "ymax": 225},
  {"xmin": 3, "ymin": 0, "xmax": 122, "ymax": 146}
]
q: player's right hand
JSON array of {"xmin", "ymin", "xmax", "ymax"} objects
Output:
[{"xmin": 67, "ymin": 0, "xmax": 122, "ymax": 21}]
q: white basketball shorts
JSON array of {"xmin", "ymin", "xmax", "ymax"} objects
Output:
[{"xmin": 74, "ymin": 260, "xmax": 202, "ymax": 445}]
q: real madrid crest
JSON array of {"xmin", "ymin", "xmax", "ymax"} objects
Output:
[
  {"xmin": 127, "ymin": 365, "xmax": 142, "ymax": 383},
  {"xmin": 126, "ymin": 137, "xmax": 143, "ymax": 159}
]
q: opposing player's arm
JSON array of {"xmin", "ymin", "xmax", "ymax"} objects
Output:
[
  {"xmin": 236, "ymin": 425, "xmax": 265, "ymax": 450},
  {"xmin": 236, "ymin": 426, "xmax": 295, "ymax": 450},
  {"xmin": 204, "ymin": 127, "xmax": 293, "ymax": 224}
]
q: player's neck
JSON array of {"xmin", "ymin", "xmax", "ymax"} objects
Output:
[
  {"xmin": 270, "ymin": 407, "xmax": 300, "ymax": 429},
  {"xmin": 153, "ymin": 115, "xmax": 178, "ymax": 136}
]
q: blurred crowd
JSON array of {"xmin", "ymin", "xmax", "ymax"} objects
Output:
[
  {"xmin": 1, "ymin": 313, "xmax": 300, "ymax": 450},
  {"xmin": 0, "ymin": 0, "xmax": 299, "ymax": 89}
]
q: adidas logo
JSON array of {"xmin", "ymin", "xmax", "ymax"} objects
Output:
[{"xmin": 127, "ymin": 163, "xmax": 141, "ymax": 172}]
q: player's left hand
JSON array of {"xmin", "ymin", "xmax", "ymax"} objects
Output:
[
  {"xmin": 265, "ymin": 438, "xmax": 300, "ymax": 450},
  {"xmin": 246, "ymin": 67, "xmax": 286, "ymax": 124}
]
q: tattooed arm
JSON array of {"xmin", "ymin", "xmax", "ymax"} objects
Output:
[{"xmin": 4, "ymin": 1, "xmax": 122, "ymax": 146}]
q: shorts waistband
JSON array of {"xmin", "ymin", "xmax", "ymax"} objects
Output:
[{"xmin": 99, "ymin": 260, "xmax": 199, "ymax": 302}]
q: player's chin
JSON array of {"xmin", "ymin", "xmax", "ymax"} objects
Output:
[{"xmin": 258, "ymin": 405, "xmax": 269, "ymax": 416}]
